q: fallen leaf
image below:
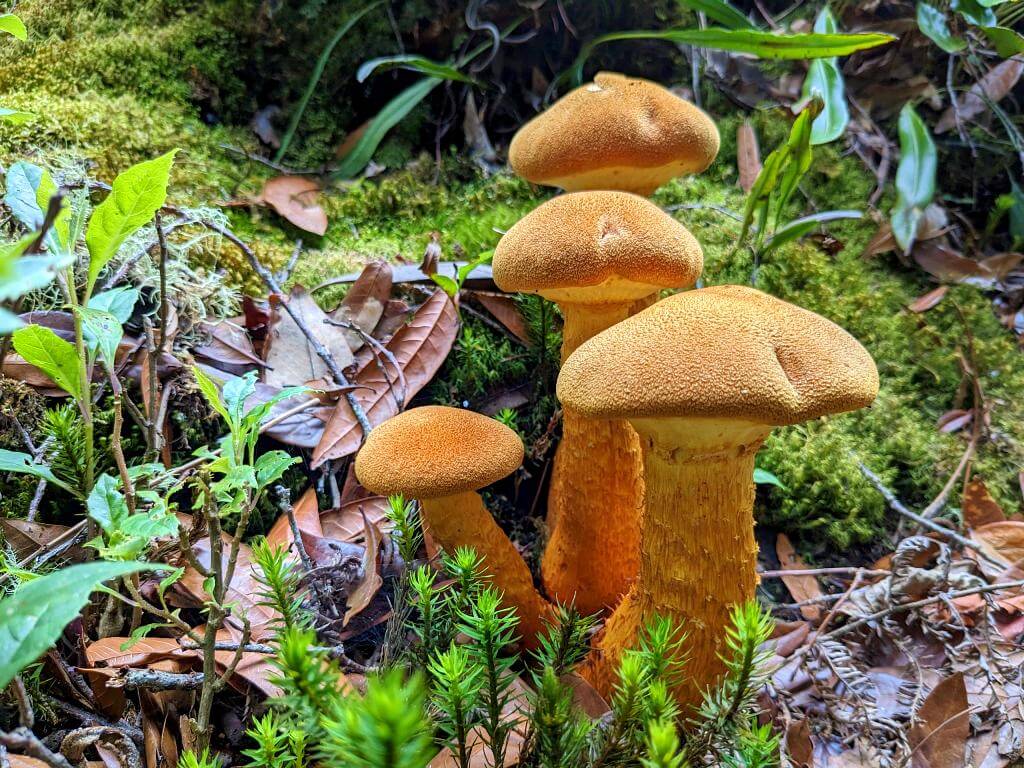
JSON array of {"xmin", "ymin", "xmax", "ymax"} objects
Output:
[
  {"xmin": 776, "ymin": 533, "xmax": 823, "ymax": 622},
  {"xmin": 312, "ymin": 290, "xmax": 459, "ymax": 466},
  {"xmin": 320, "ymin": 496, "xmax": 393, "ymax": 541},
  {"xmin": 936, "ymin": 58, "xmax": 1024, "ymax": 134},
  {"xmin": 561, "ymin": 672, "xmax": 610, "ymax": 718},
  {"xmin": 85, "ymin": 636, "xmax": 191, "ymax": 669},
  {"xmin": 259, "ymin": 176, "xmax": 328, "ymax": 235},
  {"xmin": 909, "ymin": 672, "xmax": 970, "ymax": 768},
  {"xmin": 0, "ymin": 519, "xmax": 71, "ymax": 559},
  {"xmin": 908, "ymin": 285, "xmax": 948, "ymax": 313},
  {"xmin": 864, "ymin": 222, "xmax": 896, "ymax": 257},
  {"xmin": 737, "ymin": 120, "xmax": 761, "ymax": 194},
  {"xmin": 970, "ymin": 521, "xmax": 1024, "ymax": 577},
  {"xmin": 964, "ymin": 479, "xmax": 1006, "ymax": 528},
  {"xmin": 374, "ymin": 298, "xmax": 412, "ymax": 339},
  {"xmin": 786, "ymin": 719, "xmax": 813, "ymax": 767},
  {"xmin": 980, "ymin": 252, "xmax": 1024, "ymax": 281},
  {"xmin": 336, "ymin": 119, "xmax": 370, "ymax": 160},
  {"xmin": 937, "ymin": 409, "xmax": 973, "ymax": 433},
  {"xmin": 343, "ymin": 512, "xmax": 383, "ymax": 626},
  {"xmin": 193, "ymin": 320, "xmax": 266, "ymax": 375},
  {"xmin": 329, "ymin": 260, "xmax": 393, "ymax": 352},
  {"xmin": 472, "ymin": 292, "xmax": 531, "ymax": 344},
  {"xmin": 7, "ymin": 757, "xmax": 50, "ymax": 768},
  {"xmin": 266, "ymin": 486, "xmax": 323, "ymax": 548},
  {"xmin": 914, "ymin": 241, "xmax": 996, "ymax": 286},
  {"xmin": 264, "ymin": 285, "xmax": 355, "ymax": 388},
  {"xmin": 212, "ymin": 624, "xmax": 280, "ymax": 698}
]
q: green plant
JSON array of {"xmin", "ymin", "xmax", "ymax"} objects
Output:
[
  {"xmin": 178, "ymin": 749, "xmax": 222, "ymax": 768},
  {"xmin": 384, "ymin": 494, "xmax": 422, "ymax": 567},
  {"xmin": 429, "ymin": 644, "xmax": 484, "ymax": 768},
  {"xmin": 890, "ymin": 103, "xmax": 936, "ymax": 254}
]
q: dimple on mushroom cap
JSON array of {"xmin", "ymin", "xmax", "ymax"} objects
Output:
[
  {"xmin": 354, "ymin": 406, "xmax": 524, "ymax": 499},
  {"xmin": 492, "ymin": 191, "xmax": 703, "ymax": 299},
  {"xmin": 509, "ymin": 72, "xmax": 720, "ymax": 192},
  {"xmin": 557, "ymin": 285, "xmax": 879, "ymax": 425}
]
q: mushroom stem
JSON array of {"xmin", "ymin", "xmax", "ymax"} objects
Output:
[
  {"xmin": 543, "ymin": 301, "xmax": 644, "ymax": 616},
  {"xmin": 420, "ymin": 490, "xmax": 550, "ymax": 645},
  {"xmin": 582, "ymin": 418, "xmax": 771, "ymax": 708}
]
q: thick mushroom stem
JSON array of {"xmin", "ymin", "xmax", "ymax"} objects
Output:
[
  {"xmin": 420, "ymin": 490, "xmax": 551, "ymax": 645},
  {"xmin": 581, "ymin": 418, "xmax": 771, "ymax": 708},
  {"xmin": 542, "ymin": 301, "xmax": 644, "ymax": 616}
]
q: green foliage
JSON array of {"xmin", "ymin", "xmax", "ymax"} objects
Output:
[
  {"xmin": 40, "ymin": 404, "xmax": 99, "ymax": 501},
  {"xmin": 242, "ymin": 712, "xmax": 308, "ymax": 768},
  {"xmin": 429, "ymin": 644, "xmax": 484, "ymax": 768},
  {"xmin": 85, "ymin": 473, "xmax": 178, "ymax": 561},
  {"xmin": 178, "ymin": 749, "xmax": 222, "ymax": 768},
  {"xmin": 801, "ymin": 8, "xmax": 849, "ymax": 145},
  {"xmin": 252, "ymin": 540, "xmax": 310, "ymax": 634},
  {"xmin": 384, "ymin": 494, "xmax": 422, "ymax": 567},
  {"xmin": 0, "ymin": 560, "xmax": 152, "ymax": 689},
  {"xmin": 11, "ymin": 324, "xmax": 83, "ymax": 400},
  {"xmin": 891, "ymin": 103, "xmax": 936, "ymax": 254},
  {"xmin": 529, "ymin": 666, "xmax": 591, "ymax": 768}
]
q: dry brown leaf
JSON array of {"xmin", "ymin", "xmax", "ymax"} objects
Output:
[
  {"xmin": 85, "ymin": 636, "xmax": 190, "ymax": 668},
  {"xmin": 737, "ymin": 120, "xmax": 761, "ymax": 194},
  {"xmin": 776, "ymin": 533, "xmax": 823, "ymax": 622},
  {"xmin": 192, "ymin": 320, "xmax": 265, "ymax": 374},
  {"xmin": 320, "ymin": 496, "xmax": 393, "ymax": 541},
  {"xmin": 266, "ymin": 486, "xmax": 323, "ymax": 548},
  {"xmin": 7, "ymin": 756, "xmax": 51, "ymax": 768},
  {"xmin": 908, "ymin": 285, "xmax": 948, "ymax": 313},
  {"xmin": 211, "ymin": 624, "xmax": 280, "ymax": 698},
  {"xmin": 936, "ymin": 409, "xmax": 973, "ymax": 433},
  {"xmin": 970, "ymin": 521, "xmax": 1024, "ymax": 577},
  {"xmin": 259, "ymin": 176, "xmax": 328, "ymax": 235},
  {"xmin": 374, "ymin": 298, "xmax": 412, "ymax": 339},
  {"xmin": 786, "ymin": 719, "xmax": 813, "ymax": 767},
  {"xmin": 473, "ymin": 292, "xmax": 531, "ymax": 344},
  {"xmin": 914, "ymin": 241, "xmax": 996, "ymax": 285},
  {"xmin": 264, "ymin": 285, "xmax": 355, "ymax": 388},
  {"xmin": 312, "ymin": 289, "xmax": 459, "ymax": 466},
  {"xmin": 0, "ymin": 519, "xmax": 71, "ymax": 559},
  {"xmin": 935, "ymin": 58, "xmax": 1024, "ymax": 134},
  {"xmin": 343, "ymin": 512, "xmax": 383, "ymax": 626},
  {"xmin": 909, "ymin": 672, "xmax": 970, "ymax": 768},
  {"xmin": 964, "ymin": 479, "xmax": 1006, "ymax": 528},
  {"xmin": 864, "ymin": 222, "xmax": 897, "ymax": 257},
  {"xmin": 561, "ymin": 672, "xmax": 610, "ymax": 718},
  {"xmin": 329, "ymin": 260, "xmax": 393, "ymax": 352}
]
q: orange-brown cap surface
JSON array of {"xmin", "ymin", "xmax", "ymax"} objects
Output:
[
  {"xmin": 509, "ymin": 72, "xmax": 720, "ymax": 195},
  {"xmin": 557, "ymin": 285, "xmax": 879, "ymax": 425},
  {"xmin": 492, "ymin": 191, "xmax": 702, "ymax": 302},
  {"xmin": 355, "ymin": 406, "xmax": 524, "ymax": 499}
]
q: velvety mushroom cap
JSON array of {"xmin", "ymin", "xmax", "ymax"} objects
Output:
[
  {"xmin": 509, "ymin": 72, "xmax": 720, "ymax": 194},
  {"xmin": 557, "ymin": 285, "xmax": 879, "ymax": 425},
  {"xmin": 354, "ymin": 406, "xmax": 524, "ymax": 499},
  {"xmin": 492, "ymin": 191, "xmax": 703, "ymax": 303}
]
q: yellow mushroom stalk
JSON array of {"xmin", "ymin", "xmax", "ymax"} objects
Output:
[
  {"xmin": 558, "ymin": 286, "xmax": 879, "ymax": 706},
  {"xmin": 493, "ymin": 192, "xmax": 704, "ymax": 617},
  {"xmin": 354, "ymin": 406, "xmax": 551, "ymax": 644}
]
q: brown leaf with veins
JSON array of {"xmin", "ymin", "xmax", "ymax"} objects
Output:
[
  {"xmin": 329, "ymin": 260, "xmax": 393, "ymax": 352},
  {"xmin": 264, "ymin": 285, "xmax": 354, "ymax": 388},
  {"xmin": 473, "ymin": 292, "xmax": 531, "ymax": 344},
  {"xmin": 265, "ymin": 486, "xmax": 322, "ymax": 547},
  {"xmin": 259, "ymin": 176, "xmax": 328, "ymax": 235},
  {"xmin": 936, "ymin": 58, "xmax": 1024, "ymax": 134},
  {"xmin": 193, "ymin": 320, "xmax": 266, "ymax": 375},
  {"xmin": 312, "ymin": 289, "xmax": 459, "ymax": 466},
  {"xmin": 320, "ymin": 496, "xmax": 393, "ymax": 541},
  {"xmin": 737, "ymin": 120, "xmax": 761, "ymax": 194},
  {"xmin": 909, "ymin": 672, "xmax": 970, "ymax": 768},
  {"xmin": 776, "ymin": 533, "xmax": 823, "ymax": 622}
]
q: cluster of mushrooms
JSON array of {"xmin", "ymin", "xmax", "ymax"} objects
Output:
[{"xmin": 355, "ymin": 72, "xmax": 880, "ymax": 707}]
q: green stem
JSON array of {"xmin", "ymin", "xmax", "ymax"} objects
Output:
[{"xmin": 65, "ymin": 270, "xmax": 95, "ymax": 514}]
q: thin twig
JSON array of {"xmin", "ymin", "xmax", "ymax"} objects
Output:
[
  {"xmin": 759, "ymin": 567, "xmax": 889, "ymax": 579},
  {"xmin": 9, "ymin": 678, "xmax": 33, "ymax": 729},
  {"xmin": 920, "ymin": 437, "xmax": 976, "ymax": 520},
  {"xmin": 0, "ymin": 728, "xmax": 75, "ymax": 768}
]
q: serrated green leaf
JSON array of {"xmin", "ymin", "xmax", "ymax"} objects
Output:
[
  {"xmin": 0, "ymin": 13, "xmax": 27, "ymax": 41},
  {"xmin": 0, "ymin": 561, "xmax": 154, "ymax": 689},
  {"xmin": 75, "ymin": 307, "xmax": 123, "ymax": 369},
  {"xmin": 980, "ymin": 25, "xmax": 1024, "ymax": 57},
  {"xmin": 891, "ymin": 103, "xmax": 936, "ymax": 253},
  {"xmin": 357, "ymin": 55, "xmax": 478, "ymax": 85},
  {"xmin": 85, "ymin": 150, "xmax": 177, "ymax": 296},
  {"xmin": 917, "ymin": 3, "xmax": 966, "ymax": 52},
  {"xmin": 88, "ymin": 287, "xmax": 139, "ymax": 324},
  {"xmin": 87, "ymin": 474, "xmax": 129, "ymax": 536},
  {"xmin": 677, "ymin": 0, "xmax": 755, "ymax": 30},
  {"xmin": 192, "ymin": 366, "xmax": 232, "ymax": 425},
  {"xmin": 0, "ymin": 448, "xmax": 75, "ymax": 495},
  {"xmin": 255, "ymin": 450, "xmax": 299, "ymax": 487},
  {"xmin": 12, "ymin": 324, "xmax": 84, "ymax": 400}
]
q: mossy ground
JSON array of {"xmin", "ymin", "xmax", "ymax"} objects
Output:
[{"xmin": 2, "ymin": 1, "xmax": 1022, "ymax": 560}]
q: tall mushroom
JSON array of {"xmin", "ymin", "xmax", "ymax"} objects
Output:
[
  {"xmin": 509, "ymin": 72, "xmax": 719, "ymax": 196},
  {"xmin": 354, "ymin": 405, "xmax": 550, "ymax": 642},
  {"xmin": 492, "ymin": 191, "xmax": 703, "ymax": 616},
  {"xmin": 557, "ymin": 286, "xmax": 879, "ymax": 705}
]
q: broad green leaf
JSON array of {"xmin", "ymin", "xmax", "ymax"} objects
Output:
[
  {"xmin": 0, "ymin": 13, "xmax": 26, "ymax": 40},
  {"xmin": 980, "ymin": 26, "xmax": 1024, "ymax": 57},
  {"xmin": 88, "ymin": 286, "xmax": 139, "ymax": 324},
  {"xmin": 357, "ymin": 55, "xmax": 478, "ymax": 85},
  {"xmin": 333, "ymin": 78, "xmax": 441, "ymax": 179},
  {"xmin": 12, "ymin": 324, "xmax": 84, "ymax": 400},
  {"xmin": 1008, "ymin": 181, "xmax": 1024, "ymax": 241},
  {"xmin": 85, "ymin": 150, "xmax": 178, "ymax": 296},
  {"xmin": 753, "ymin": 467, "xmax": 786, "ymax": 489},
  {"xmin": 34, "ymin": 167, "xmax": 70, "ymax": 252},
  {"xmin": 0, "ymin": 448, "xmax": 75, "ymax": 495},
  {"xmin": 192, "ymin": 366, "xmax": 232, "ymax": 425},
  {"xmin": 0, "ymin": 307, "xmax": 22, "ymax": 334},
  {"xmin": 430, "ymin": 273, "xmax": 459, "ymax": 297},
  {"xmin": 4, "ymin": 161, "xmax": 46, "ymax": 229},
  {"xmin": 677, "ymin": 0, "xmax": 755, "ymax": 30},
  {"xmin": 0, "ymin": 561, "xmax": 154, "ymax": 689},
  {"xmin": 87, "ymin": 474, "xmax": 129, "ymax": 536},
  {"xmin": 0, "ymin": 253, "xmax": 74, "ymax": 301},
  {"xmin": 891, "ymin": 103, "xmax": 936, "ymax": 254},
  {"xmin": 255, "ymin": 450, "xmax": 300, "ymax": 487},
  {"xmin": 917, "ymin": 2, "xmax": 966, "ymax": 52},
  {"xmin": 763, "ymin": 210, "xmax": 863, "ymax": 254},
  {"xmin": 222, "ymin": 371, "xmax": 258, "ymax": 424},
  {"xmin": 75, "ymin": 307, "xmax": 123, "ymax": 369},
  {"xmin": 0, "ymin": 108, "xmax": 33, "ymax": 124},
  {"xmin": 802, "ymin": 58, "xmax": 848, "ymax": 144},
  {"xmin": 951, "ymin": 0, "xmax": 996, "ymax": 26},
  {"xmin": 569, "ymin": 27, "xmax": 896, "ymax": 83}
]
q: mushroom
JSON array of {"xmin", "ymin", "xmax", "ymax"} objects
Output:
[
  {"xmin": 557, "ymin": 285, "xmax": 879, "ymax": 705},
  {"xmin": 509, "ymin": 72, "xmax": 720, "ymax": 196},
  {"xmin": 493, "ymin": 191, "xmax": 703, "ymax": 617},
  {"xmin": 354, "ymin": 405, "xmax": 550, "ymax": 642}
]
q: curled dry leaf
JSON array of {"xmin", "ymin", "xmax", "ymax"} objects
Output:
[
  {"xmin": 913, "ymin": 241, "xmax": 1000, "ymax": 286},
  {"xmin": 472, "ymin": 292, "xmax": 531, "ymax": 344},
  {"xmin": 936, "ymin": 408, "xmax": 973, "ymax": 433},
  {"xmin": 909, "ymin": 672, "xmax": 970, "ymax": 768},
  {"xmin": 776, "ymin": 533, "xmax": 824, "ymax": 622},
  {"xmin": 0, "ymin": 519, "xmax": 72, "ymax": 560},
  {"xmin": 329, "ymin": 260, "xmax": 393, "ymax": 352},
  {"xmin": 970, "ymin": 521, "xmax": 1024, "ymax": 579},
  {"xmin": 736, "ymin": 119, "xmax": 761, "ymax": 194},
  {"xmin": 192, "ymin": 320, "xmax": 265, "ymax": 375},
  {"xmin": 935, "ymin": 58, "xmax": 1024, "ymax": 134},
  {"xmin": 312, "ymin": 289, "xmax": 459, "ymax": 466},
  {"xmin": 785, "ymin": 719, "xmax": 813, "ymax": 768},
  {"xmin": 264, "ymin": 284, "xmax": 354, "ymax": 388},
  {"xmin": 258, "ymin": 176, "xmax": 328, "ymax": 236},
  {"xmin": 320, "ymin": 496, "xmax": 393, "ymax": 541},
  {"xmin": 907, "ymin": 285, "xmax": 948, "ymax": 313},
  {"xmin": 343, "ymin": 512, "xmax": 383, "ymax": 626}
]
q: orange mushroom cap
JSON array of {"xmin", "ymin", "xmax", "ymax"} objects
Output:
[
  {"xmin": 492, "ymin": 191, "xmax": 703, "ymax": 304},
  {"xmin": 354, "ymin": 406, "xmax": 524, "ymax": 499},
  {"xmin": 557, "ymin": 285, "xmax": 879, "ymax": 425},
  {"xmin": 509, "ymin": 72, "xmax": 720, "ymax": 194}
]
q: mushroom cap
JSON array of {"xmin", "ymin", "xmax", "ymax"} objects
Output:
[
  {"xmin": 492, "ymin": 191, "xmax": 703, "ymax": 302},
  {"xmin": 509, "ymin": 72, "xmax": 720, "ymax": 195},
  {"xmin": 354, "ymin": 406, "xmax": 524, "ymax": 499},
  {"xmin": 557, "ymin": 285, "xmax": 879, "ymax": 425}
]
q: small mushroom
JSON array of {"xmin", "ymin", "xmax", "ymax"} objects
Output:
[
  {"xmin": 354, "ymin": 405, "xmax": 550, "ymax": 642},
  {"xmin": 557, "ymin": 286, "xmax": 879, "ymax": 705},
  {"xmin": 493, "ymin": 191, "xmax": 703, "ymax": 617},
  {"xmin": 509, "ymin": 72, "xmax": 720, "ymax": 196}
]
